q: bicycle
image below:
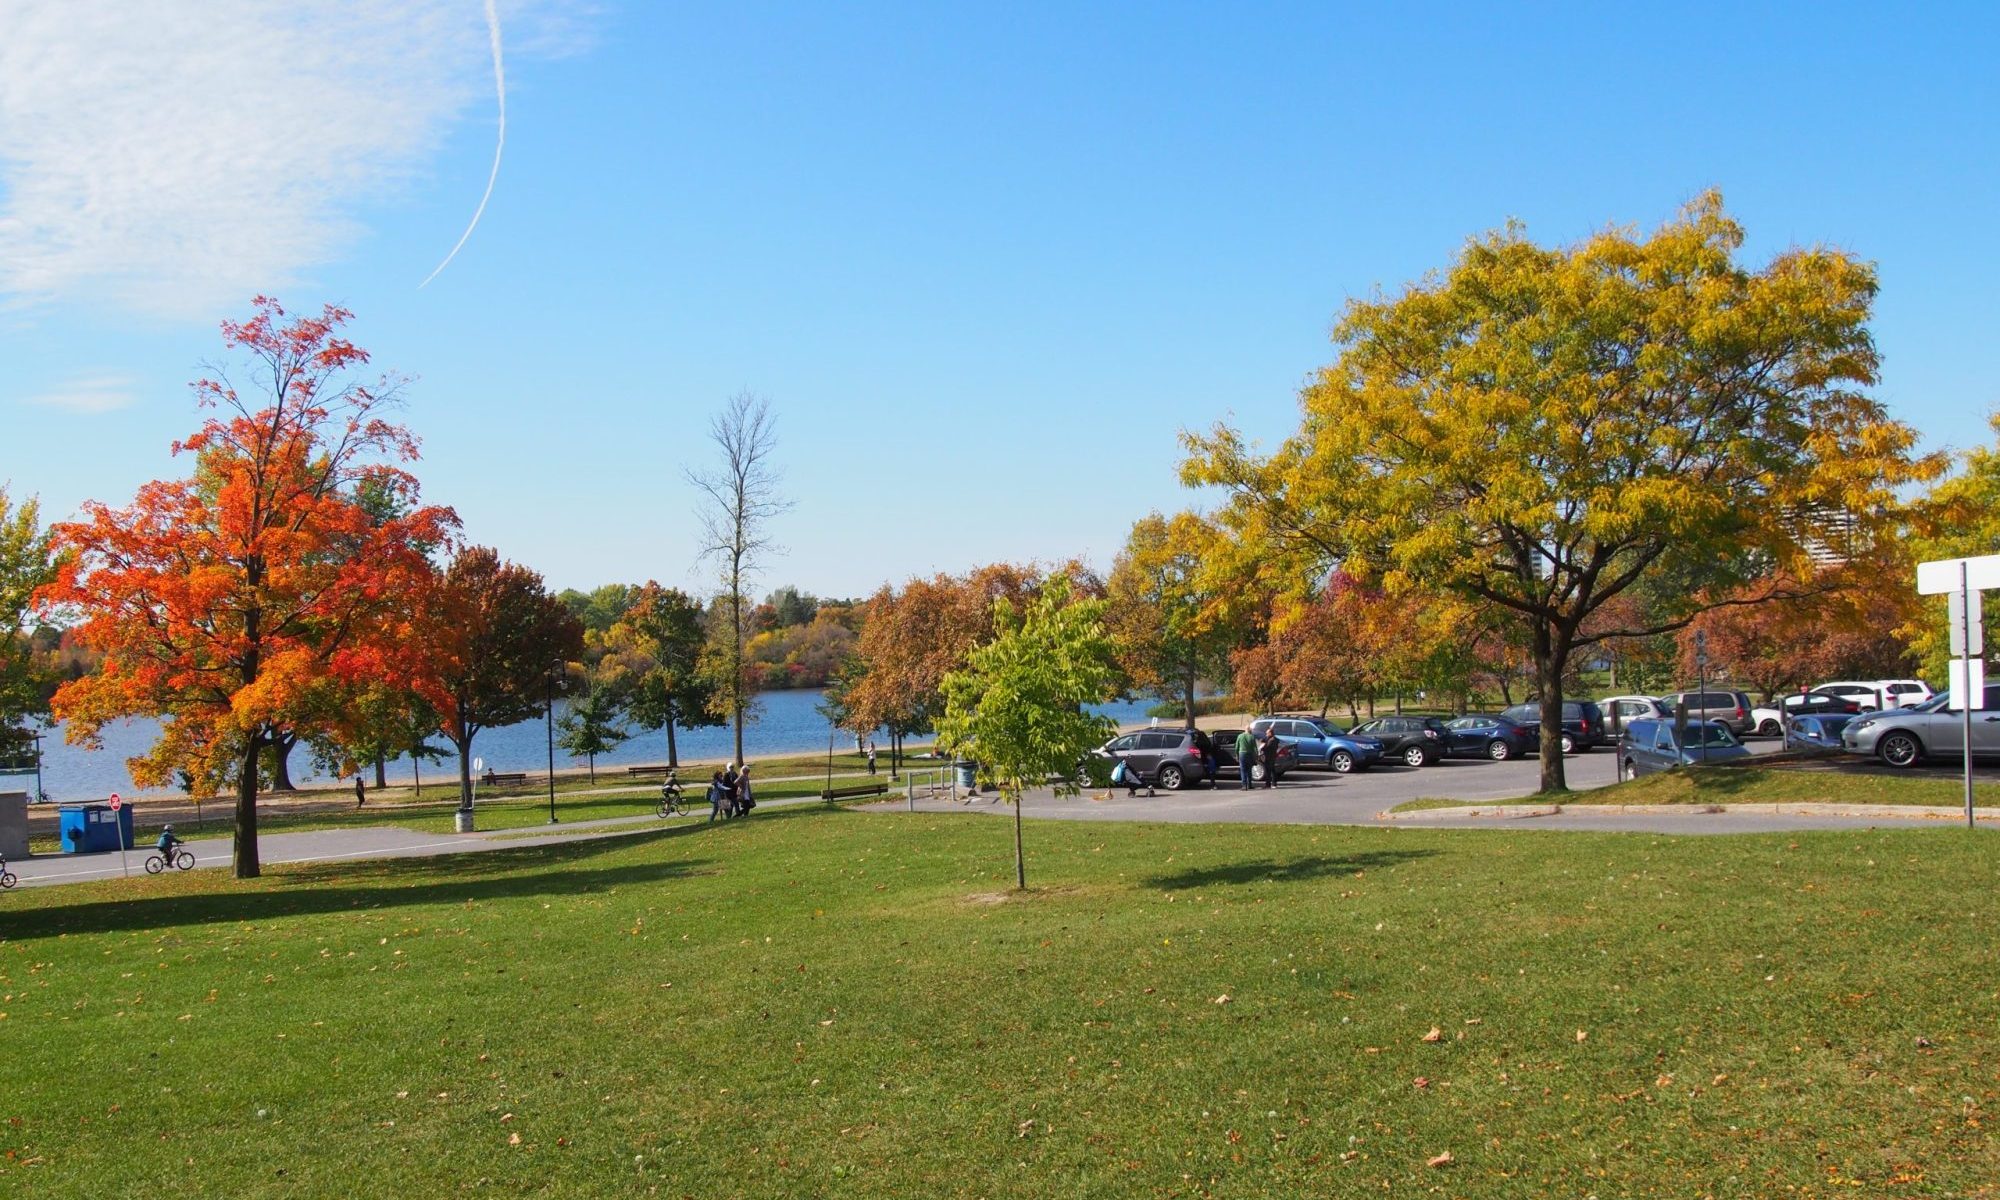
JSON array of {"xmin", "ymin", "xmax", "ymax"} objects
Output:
[
  {"xmin": 658, "ymin": 779, "xmax": 686, "ymax": 818},
  {"xmin": 144, "ymin": 849, "xmax": 196, "ymax": 874},
  {"xmin": 0, "ymin": 859, "xmax": 16, "ymax": 889}
]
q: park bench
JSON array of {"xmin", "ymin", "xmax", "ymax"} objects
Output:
[
  {"xmin": 819, "ymin": 782, "xmax": 889, "ymax": 801},
  {"xmin": 625, "ymin": 765, "xmax": 674, "ymax": 777},
  {"xmin": 481, "ymin": 772, "xmax": 529, "ymax": 787}
]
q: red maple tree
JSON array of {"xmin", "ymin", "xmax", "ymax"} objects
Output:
[{"xmin": 40, "ymin": 299, "xmax": 456, "ymax": 877}]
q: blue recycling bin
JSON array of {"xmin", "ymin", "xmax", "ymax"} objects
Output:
[
  {"xmin": 953, "ymin": 761, "xmax": 978, "ymax": 790},
  {"xmin": 57, "ymin": 803, "xmax": 134, "ymax": 854}
]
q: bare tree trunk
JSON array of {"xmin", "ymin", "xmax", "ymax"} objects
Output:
[
  {"xmin": 1534, "ymin": 621, "xmax": 1572, "ymax": 794},
  {"xmin": 665, "ymin": 717, "xmax": 679, "ymax": 769},
  {"xmin": 1013, "ymin": 789, "xmax": 1026, "ymax": 889},
  {"xmin": 456, "ymin": 737, "xmax": 475, "ymax": 809},
  {"xmin": 1183, "ymin": 660, "xmax": 1198, "ymax": 730},
  {"xmin": 267, "ymin": 731, "xmax": 299, "ymax": 792},
  {"xmin": 234, "ymin": 732, "xmax": 264, "ymax": 878},
  {"xmin": 374, "ymin": 753, "xmax": 387, "ymax": 790}
]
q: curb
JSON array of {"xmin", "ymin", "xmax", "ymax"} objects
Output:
[{"xmin": 1381, "ymin": 801, "xmax": 2000, "ymax": 823}]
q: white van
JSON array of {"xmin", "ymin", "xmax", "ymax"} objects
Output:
[{"xmin": 1871, "ymin": 679, "xmax": 1934, "ymax": 709}]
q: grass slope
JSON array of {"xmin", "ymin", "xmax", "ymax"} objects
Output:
[{"xmin": 3, "ymin": 809, "xmax": 1995, "ymax": 1197}]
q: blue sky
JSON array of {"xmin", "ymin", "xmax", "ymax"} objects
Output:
[{"xmin": 5, "ymin": 1, "xmax": 1996, "ymax": 598}]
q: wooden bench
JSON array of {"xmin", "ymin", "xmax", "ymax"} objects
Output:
[
  {"xmin": 625, "ymin": 765, "xmax": 674, "ymax": 777},
  {"xmin": 481, "ymin": 772, "xmax": 529, "ymax": 787},
  {"xmin": 819, "ymin": 782, "xmax": 889, "ymax": 801}
]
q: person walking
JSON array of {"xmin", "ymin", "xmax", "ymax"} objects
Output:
[
  {"xmin": 737, "ymin": 765, "xmax": 755, "ymax": 813},
  {"xmin": 721, "ymin": 764, "xmax": 741, "ymax": 818},
  {"xmin": 706, "ymin": 770, "xmax": 728, "ymax": 822},
  {"xmin": 1234, "ymin": 729, "xmax": 1256, "ymax": 790},
  {"xmin": 354, "ymin": 776, "xmax": 366, "ymax": 808},
  {"xmin": 866, "ymin": 741, "xmax": 878, "ymax": 775},
  {"xmin": 1258, "ymin": 728, "xmax": 1280, "ymax": 788}
]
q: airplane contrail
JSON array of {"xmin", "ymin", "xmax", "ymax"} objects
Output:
[{"xmin": 421, "ymin": 0, "xmax": 505, "ymax": 287}]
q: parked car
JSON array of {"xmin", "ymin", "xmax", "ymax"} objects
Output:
[
  {"xmin": 1784, "ymin": 713, "xmax": 1856, "ymax": 754},
  {"xmin": 1441, "ymin": 714, "xmax": 1539, "ymax": 761},
  {"xmin": 1600, "ymin": 695, "xmax": 1674, "ymax": 737},
  {"xmin": 1246, "ymin": 716, "xmax": 1382, "ymax": 774},
  {"xmin": 1348, "ymin": 715, "xmax": 1451, "ymax": 767},
  {"xmin": 1616, "ymin": 717, "xmax": 1753, "ymax": 779},
  {"xmin": 1750, "ymin": 691, "xmax": 1863, "ymax": 736},
  {"xmin": 1498, "ymin": 700, "xmax": 1607, "ymax": 753},
  {"xmin": 1095, "ymin": 728, "xmax": 1215, "ymax": 790},
  {"xmin": 1841, "ymin": 685, "xmax": 2000, "ymax": 767},
  {"xmin": 1812, "ymin": 680, "xmax": 1893, "ymax": 712},
  {"xmin": 1208, "ymin": 727, "xmax": 1301, "ymax": 783},
  {"xmin": 1661, "ymin": 690, "xmax": 1756, "ymax": 736},
  {"xmin": 1873, "ymin": 679, "xmax": 1935, "ymax": 708}
]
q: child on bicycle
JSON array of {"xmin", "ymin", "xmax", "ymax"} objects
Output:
[{"xmin": 156, "ymin": 825, "xmax": 183, "ymax": 856}]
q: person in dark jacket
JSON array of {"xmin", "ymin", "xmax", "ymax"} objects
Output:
[
  {"xmin": 1259, "ymin": 728, "xmax": 1280, "ymax": 788},
  {"xmin": 707, "ymin": 770, "xmax": 728, "ymax": 822}
]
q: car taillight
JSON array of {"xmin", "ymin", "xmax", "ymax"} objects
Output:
[{"xmin": 1733, "ymin": 706, "xmax": 1745, "ymax": 720}]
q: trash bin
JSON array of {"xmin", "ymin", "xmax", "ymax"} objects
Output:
[
  {"xmin": 953, "ymin": 761, "xmax": 978, "ymax": 791},
  {"xmin": 57, "ymin": 803, "xmax": 133, "ymax": 854}
]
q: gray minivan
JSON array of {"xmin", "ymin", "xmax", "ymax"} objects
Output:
[
  {"xmin": 1616, "ymin": 717, "xmax": 1752, "ymax": 780},
  {"xmin": 1663, "ymin": 690, "xmax": 1756, "ymax": 736}
]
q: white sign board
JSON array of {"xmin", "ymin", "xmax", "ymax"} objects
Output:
[
  {"xmin": 1949, "ymin": 589, "xmax": 1986, "ymax": 657},
  {"xmin": 1918, "ymin": 554, "xmax": 2000, "ymax": 595},
  {"xmin": 1948, "ymin": 658, "xmax": 1987, "ymax": 711}
]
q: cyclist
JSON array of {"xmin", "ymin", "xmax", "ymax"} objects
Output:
[
  {"xmin": 659, "ymin": 769, "xmax": 683, "ymax": 815},
  {"xmin": 156, "ymin": 824, "xmax": 184, "ymax": 859}
]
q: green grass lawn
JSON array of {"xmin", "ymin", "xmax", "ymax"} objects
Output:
[{"xmin": 3, "ymin": 809, "xmax": 1996, "ymax": 1197}]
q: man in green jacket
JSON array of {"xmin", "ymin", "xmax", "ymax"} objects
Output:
[{"xmin": 1234, "ymin": 729, "xmax": 1256, "ymax": 790}]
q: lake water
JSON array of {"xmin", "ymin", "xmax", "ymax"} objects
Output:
[{"xmin": 16, "ymin": 689, "xmax": 1173, "ymax": 800}]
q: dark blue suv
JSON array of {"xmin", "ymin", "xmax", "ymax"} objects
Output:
[{"xmin": 1248, "ymin": 716, "xmax": 1384, "ymax": 773}]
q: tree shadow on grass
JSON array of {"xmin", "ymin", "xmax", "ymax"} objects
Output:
[
  {"xmin": 2, "ymin": 822, "xmax": 743, "ymax": 939},
  {"xmin": 1141, "ymin": 849, "xmax": 1439, "ymax": 891}
]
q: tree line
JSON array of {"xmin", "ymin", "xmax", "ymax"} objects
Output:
[{"xmin": 4, "ymin": 196, "xmax": 1997, "ymax": 875}]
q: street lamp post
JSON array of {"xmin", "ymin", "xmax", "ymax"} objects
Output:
[
  {"xmin": 547, "ymin": 662, "xmax": 561, "ymax": 825},
  {"xmin": 1692, "ymin": 630, "xmax": 1709, "ymax": 764}
]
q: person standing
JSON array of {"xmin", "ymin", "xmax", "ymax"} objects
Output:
[
  {"xmin": 707, "ymin": 770, "xmax": 728, "ymax": 822},
  {"xmin": 721, "ymin": 764, "xmax": 740, "ymax": 818},
  {"xmin": 1234, "ymin": 729, "xmax": 1256, "ymax": 790},
  {"xmin": 354, "ymin": 776, "xmax": 366, "ymax": 808},
  {"xmin": 1259, "ymin": 728, "xmax": 1280, "ymax": 788},
  {"xmin": 866, "ymin": 741, "xmax": 878, "ymax": 775},
  {"xmin": 737, "ymin": 765, "xmax": 755, "ymax": 813}
]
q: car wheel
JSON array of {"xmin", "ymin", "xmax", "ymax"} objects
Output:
[
  {"xmin": 1402, "ymin": 744, "xmax": 1429, "ymax": 768},
  {"xmin": 1757, "ymin": 718, "xmax": 1780, "ymax": 737},
  {"xmin": 1250, "ymin": 762, "xmax": 1267, "ymax": 782},
  {"xmin": 1619, "ymin": 757, "xmax": 1635, "ymax": 782},
  {"xmin": 1878, "ymin": 731, "xmax": 1923, "ymax": 769},
  {"xmin": 1330, "ymin": 750, "xmax": 1355, "ymax": 773},
  {"xmin": 1157, "ymin": 764, "xmax": 1184, "ymax": 791},
  {"xmin": 1560, "ymin": 732, "xmax": 1576, "ymax": 755},
  {"xmin": 1487, "ymin": 739, "xmax": 1513, "ymax": 762}
]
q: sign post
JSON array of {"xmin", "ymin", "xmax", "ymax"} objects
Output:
[
  {"xmin": 1918, "ymin": 554, "xmax": 2000, "ymax": 828},
  {"xmin": 109, "ymin": 792, "xmax": 128, "ymax": 877}
]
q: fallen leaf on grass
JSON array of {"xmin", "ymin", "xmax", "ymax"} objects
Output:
[
  {"xmin": 1427, "ymin": 1150, "xmax": 1454, "ymax": 1168},
  {"xmin": 507, "ymin": 1132, "xmax": 521, "ymax": 1146},
  {"xmin": 1421, "ymin": 1027, "xmax": 1443, "ymax": 1043},
  {"xmin": 1212, "ymin": 995, "xmax": 1232, "ymax": 1005},
  {"xmin": 1574, "ymin": 1029, "xmax": 1588, "ymax": 1043},
  {"xmin": 1412, "ymin": 1077, "xmax": 1430, "ymax": 1089}
]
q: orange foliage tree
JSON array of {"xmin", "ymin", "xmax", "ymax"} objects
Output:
[
  {"xmin": 842, "ymin": 564, "xmax": 1039, "ymax": 773},
  {"xmin": 405, "ymin": 547, "xmax": 584, "ymax": 814},
  {"xmin": 41, "ymin": 299, "xmax": 455, "ymax": 877},
  {"xmin": 1677, "ymin": 567, "xmax": 1916, "ymax": 702}
]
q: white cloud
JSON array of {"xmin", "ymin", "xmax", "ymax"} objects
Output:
[
  {"xmin": 22, "ymin": 371, "xmax": 140, "ymax": 414},
  {"xmin": 0, "ymin": 0, "xmax": 588, "ymax": 318}
]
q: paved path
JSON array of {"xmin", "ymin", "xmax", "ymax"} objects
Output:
[{"xmin": 8, "ymin": 743, "xmax": 1990, "ymax": 891}]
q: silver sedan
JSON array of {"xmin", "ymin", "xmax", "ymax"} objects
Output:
[{"xmin": 1842, "ymin": 686, "xmax": 2000, "ymax": 767}]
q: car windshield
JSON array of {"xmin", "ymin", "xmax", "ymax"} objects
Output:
[
  {"xmin": 1909, "ymin": 694, "xmax": 1953, "ymax": 713},
  {"xmin": 1811, "ymin": 715, "xmax": 1854, "ymax": 734},
  {"xmin": 1445, "ymin": 717, "xmax": 1488, "ymax": 730},
  {"xmin": 1688, "ymin": 724, "xmax": 1740, "ymax": 747},
  {"xmin": 1306, "ymin": 719, "xmax": 1348, "ymax": 735}
]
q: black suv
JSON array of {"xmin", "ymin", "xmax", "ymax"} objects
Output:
[
  {"xmin": 1498, "ymin": 700, "xmax": 1607, "ymax": 753},
  {"xmin": 1348, "ymin": 715, "xmax": 1450, "ymax": 767}
]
